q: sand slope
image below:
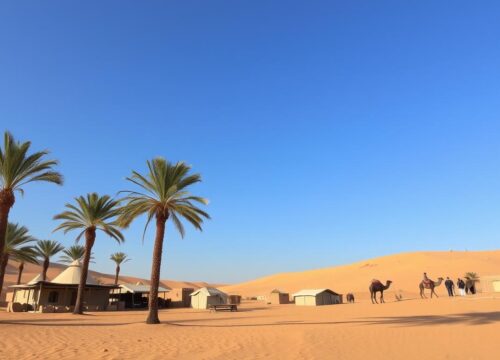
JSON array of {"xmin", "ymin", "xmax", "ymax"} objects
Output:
[{"xmin": 221, "ymin": 250, "xmax": 500, "ymax": 299}]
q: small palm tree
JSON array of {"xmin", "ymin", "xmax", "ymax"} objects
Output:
[
  {"xmin": 465, "ymin": 272, "xmax": 479, "ymax": 281},
  {"xmin": 0, "ymin": 223, "xmax": 38, "ymax": 297},
  {"xmin": 59, "ymin": 245, "xmax": 87, "ymax": 264},
  {"xmin": 119, "ymin": 158, "xmax": 209, "ymax": 324},
  {"xmin": 110, "ymin": 252, "xmax": 130, "ymax": 284},
  {"xmin": 0, "ymin": 131, "xmax": 63, "ymax": 270},
  {"xmin": 54, "ymin": 193, "xmax": 124, "ymax": 314},
  {"xmin": 15, "ymin": 249, "xmax": 39, "ymax": 285},
  {"xmin": 35, "ymin": 240, "xmax": 64, "ymax": 281}
]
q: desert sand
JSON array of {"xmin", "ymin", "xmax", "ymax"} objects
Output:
[
  {"xmin": 1, "ymin": 250, "xmax": 499, "ymax": 359},
  {"xmin": 1, "ymin": 296, "xmax": 499, "ymax": 359}
]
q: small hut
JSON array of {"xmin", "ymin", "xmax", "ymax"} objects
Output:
[
  {"xmin": 269, "ymin": 289, "xmax": 290, "ymax": 304},
  {"xmin": 292, "ymin": 289, "xmax": 342, "ymax": 306},
  {"xmin": 8, "ymin": 261, "xmax": 118, "ymax": 312},
  {"xmin": 167, "ymin": 288, "xmax": 194, "ymax": 308},
  {"xmin": 478, "ymin": 275, "xmax": 500, "ymax": 293},
  {"xmin": 228, "ymin": 294, "xmax": 242, "ymax": 305},
  {"xmin": 190, "ymin": 287, "xmax": 228, "ymax": 309}
]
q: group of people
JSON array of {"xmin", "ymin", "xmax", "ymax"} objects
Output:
[
  {"xmin": 423, "ymin": 272, "xmax": 476, "ymax": 297},
  {"xmin": 444, "ymin": 277, "xmax": 476, "ymax": 297}
]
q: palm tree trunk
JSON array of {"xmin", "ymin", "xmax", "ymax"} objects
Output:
[
  {"xmin": 42, "ymin": 257, "xmax": 50, "ymax": 281},
  {"xmin": 73, "ymin": 228, "xmax": 95, "ymax": 315},
  {"xmin": 17, "ymin": 261, "xmax": 24, "ymax": 285},
  {"xmin": 114, "ymin": 265, "xmax": 120, "ymax": 285},
  {"xmin": 146, "ymin": 214, "xmax": 167, "ymax": 324},
  {"xmin": 0, "ymin": 189, "xmax": 14, "ymax": 284},
  {"xmin": 0, "ymin": 254, "xmax": 10, "ymax": 298}
]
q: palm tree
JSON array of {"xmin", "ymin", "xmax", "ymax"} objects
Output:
[
  {"xmin": 465, "ymin": 272, "xmax": 479, "ymax": 281},
  {"xmin": 59, "ymin": 245, "xmax": 86, "ymax": 264},
  {"xmin": 35, "ymin": 240, "xmax": 64, "ymax": 281},
  {"xmin": 119, "ymin": 158, "xmax": 209, "ymax": 324},
  {"xmin": 53, "ymin": 193, "xmax": 124, "ymax": 314},
  {"xmin": 0, "ymin": 223, "xmax": 38, "ymax": 297},
  {"xmin": 110, "ymin": 252, "xmax": 130, "ymax": 284},
  {"xmin": 0, "ymin": 131, "xmax": 63, "ymax": 269}
]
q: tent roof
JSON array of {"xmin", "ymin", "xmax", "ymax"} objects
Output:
[
  {"xmin": 27, "ymin": 273, "xmax": 44, "ymax": 285},
  {"xmin": 292, "ymin": 289, "xmax": 340, "ymax": 297},
  {"xmin": 119, "ymin": 283, "xmax": 170, "ymax": 293},
  {"xmin": 190, "ymin": 287, "xmax": 227, "ymax": 297},
  {"xmin": 51, "ymin": 260, "xmax": 99, "ymax": 285}
]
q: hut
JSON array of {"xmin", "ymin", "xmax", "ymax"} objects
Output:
[
  {"xmin": 110, "ymin": 282, "xmax": 170, "ymax": 309},
  {"xmin": 228, "ymin": 294, "xmax": 242, "ymax": 305},
  {"xmin": 166, "ymin": 287, "xmax": 194, "ymax": 308},
  {"xmin": 8, "ymin": 261, "xmax": 118, "ymax": 312},
  {"xmin": 478, "ymin": 275, "xmax": 500, "ymax": 293},
  {"xmin": 292, "ymin": 289, "xmax": 342, "ymax": 306},
  {"xmin": 269, "ymin": 289, "xmax": 290, "ymax": 304},
  {"xmin": 190, "ymin": 287, "xmax": 228, "ymax": 309}
]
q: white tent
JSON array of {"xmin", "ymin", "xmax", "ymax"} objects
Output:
[
  {"xmin": 292, "ymin": 289, "xmax": 342, "ymax": 306},
  {"xmin": 190, "ymin": 287, "xmax": 228, "ymax": 309}
]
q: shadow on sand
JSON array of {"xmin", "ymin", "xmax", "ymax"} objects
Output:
[{"xmin": 3, "ymin": 311, "xmax": 499, "ymax": 328}]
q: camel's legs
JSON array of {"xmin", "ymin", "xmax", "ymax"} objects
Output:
[
  {"xmin": 380, "ymin": 291, "xmax": 384, "ymax": 303},
  {"xmin": 431, "ymin": 288, "xmax": 438, "ymax": 298},
  {"xmin": 420, "ymin": 286, "xmax": 426, "ymax": 299}
]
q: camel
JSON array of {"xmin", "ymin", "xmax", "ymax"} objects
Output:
[
  {"xmin": 369, "ymin": 280, "xmax": 392, "ymax": 304},
  {"xmin": 346, "ymin": 293, "xmax": 355, "ymax": 303},
  {"xmin": 419, "ymin": 277, "xmax": 444, "ymax": 298}
]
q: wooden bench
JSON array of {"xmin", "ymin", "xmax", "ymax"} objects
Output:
[{"xmin": 209, "ymin": 304, "xmax": 238, "ymax": 312}]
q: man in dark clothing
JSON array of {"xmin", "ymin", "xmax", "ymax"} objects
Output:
[
  {"xmin": 445, "ymin": 277, "xmax": 454, "ymax": 297},
  {"xmin": 457, "ymin": 278, "xmax": 466, "ymax": 296}
]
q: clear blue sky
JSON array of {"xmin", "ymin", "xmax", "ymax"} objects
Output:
[{"xmin": 1, "ymin": 1, "xmax": 499, "ymax": 283}]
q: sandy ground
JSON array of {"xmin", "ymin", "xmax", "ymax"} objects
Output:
[{"xmin": 1, "ymin": 295, "xmax": 499, "ymax": 360}]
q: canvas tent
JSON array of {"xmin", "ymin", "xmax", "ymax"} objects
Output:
[
  {"xmin": 190, "ymin": 287, "xmax": 228, "ymax": 309},
  {"xmin": 8, "ymin": 260, "xmax": 118, "ymax": 312},
  {"xmin": 292, "ymin": 289, "xmax": 342, "ymax": 306},
  {"xmin": 269, "ymin": 289, "xmax": 290, "ymax": 304}
]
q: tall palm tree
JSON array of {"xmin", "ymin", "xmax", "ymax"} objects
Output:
[
  {"xmin": 59, "ymin": 245, "xmax": 86, "ymax": 264},
  {"xmin": 53, "ymin": 193, "xmax": 124, "ymax": 314},
  {"xmin": 119, "ymin": 158, "xmax": 209, "ymax": 324},
  {"xmin": 110, "ymin": 252, "xmax": 130, "ymax": 284},
  {"xmin": 0, "ymin": 131, "xmax": 63, "ymax": 269},
  {"xmin": 35, "ymin": 240, "xmax": 64, "ymax": 281},
  {"xmin": 0, "ymin": 223, "xmax": 37, "ymax": 297}
]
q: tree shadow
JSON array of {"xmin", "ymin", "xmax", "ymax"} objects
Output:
[{"xmin": 363, "ymin": 311, "xmax": 500, "ymax": 327}]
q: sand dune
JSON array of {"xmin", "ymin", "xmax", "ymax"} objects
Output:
[{"xmin": 220, "ymin": 250, "xmax": 500, "ymax": 299}]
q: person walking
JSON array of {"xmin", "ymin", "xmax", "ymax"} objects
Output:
[
  {"xmin": 445, "ymin": 277, "xmax": 454, "ymax": 297},
  {"xmin": 457, "ymin": 278, "xmax": 466, "ymax": 296}
]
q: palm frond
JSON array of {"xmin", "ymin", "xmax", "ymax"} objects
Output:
[{"xmin": 0, "ymin": 131, "xmax": 63, "ymax": 190}]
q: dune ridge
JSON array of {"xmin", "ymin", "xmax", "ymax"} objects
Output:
[{"xmin": 220, "ymin": 250, "xmax": 500, "ymax": 298}]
